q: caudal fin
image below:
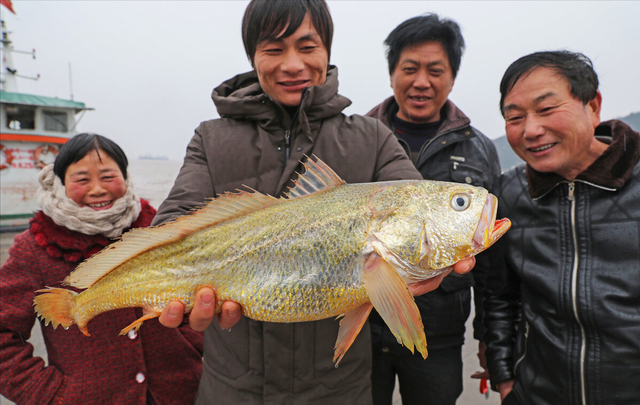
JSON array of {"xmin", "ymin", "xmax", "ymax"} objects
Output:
[{"xmin": 33, "ymin": 288, "xmax": 83, "ymax": 334}]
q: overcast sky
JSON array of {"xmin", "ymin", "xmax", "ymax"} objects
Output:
[{"xmin": 3, "ymin": 1, "xmax": 639, "ymax": 160}]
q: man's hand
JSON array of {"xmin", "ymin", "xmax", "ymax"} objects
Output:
[
  {"xmin": 408, "ymin": 257, "xmax": 476, "ymax": 296},
  {"xmin": 158, "ymin": 287, "xmax": 242, "ymax": 331},
  {"xmin": 498, "ymin": 379, "xmax": 515, "ymax": 400},
  {"xmin": 470, "ymin": 341, "xmax": 489, "ymax": 380}
]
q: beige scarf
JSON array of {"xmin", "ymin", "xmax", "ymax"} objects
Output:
[{"xmin": 36, "ymin": 164, "xmax": 141, "ymax": 238}]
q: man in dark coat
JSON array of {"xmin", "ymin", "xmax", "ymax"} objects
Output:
[
  {"xmin": 365, "ymin": 14, "xmax": 500, "ymax": 405},
  {"xmin": 484, "ymin": 51, "xmax": 640, "ymax": 405}
]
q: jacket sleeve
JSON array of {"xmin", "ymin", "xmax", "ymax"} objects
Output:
[
  {"xmin": 372, "ymin": 120, "xmax": 422, "ymax": 182},
  {"xmin": 152, "ymin": 126, "xmax": 217, "ymax": 226},
  {"xmin": 471, "ymin": 131, "xmax": 503, "ymax": 342},
  {"xmin": 0, "ymin": 233, "xmax": 64, "ymax": 404},
  {"xmin": 483, "ymin": 219, "xmax": 522, "ymax": 390}
]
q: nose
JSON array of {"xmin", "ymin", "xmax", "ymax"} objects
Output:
[
  {"xmin": 413, "ymin": 69, "xmax": 431, "ymax": 89},
  {"xmin": 88, "ymin": 181, "xmax": 107, "ymax": 196},
  {"xmin": 280, "ymin": 49, "xmax": 304, "ymax": 74},
  {"xmin": 523, "ymin": 114, "xmax": 544, "ymax": 139}
]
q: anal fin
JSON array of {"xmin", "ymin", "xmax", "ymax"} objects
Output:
[
  {"xmin": 119, "ymin": 309, "xmax": 162, "ymax": 336},
  {"xmin": 363, "ymin": 252, "xmax": 428, "ymax": 358},
  {"xmin": 333, "ymin": 302, "xmax": 373, "ymax": 365}
]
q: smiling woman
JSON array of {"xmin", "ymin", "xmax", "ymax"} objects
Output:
[{"xmin": 0, "ymin": 132, "xmax": 204, "ymax": 404}]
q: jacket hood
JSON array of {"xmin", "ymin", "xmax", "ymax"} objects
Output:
[
  {"xmin": 527, "ymin": 119, "xmax": 640, "ymax": 198},
  {"xmin": 212, "ymin": 65, "xmax": 351, "ymax": 124}
]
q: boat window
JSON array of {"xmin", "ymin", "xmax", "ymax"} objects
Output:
[
  {"xmin": 44, "ymin": 110, "xmax": 69, "ymax": 132},
  {"xmin": 5, "ymin": 104, "xmax": 36, "ymax": 130}
]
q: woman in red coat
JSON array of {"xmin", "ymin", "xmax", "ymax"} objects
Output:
[{"xmin": 0, "ymin": 133, "xmax": 203, "ymax": 404}]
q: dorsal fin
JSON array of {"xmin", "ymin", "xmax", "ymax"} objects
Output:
[
  {"xmin": 64, "ymin": 189, "xmax": 281, "ymax": 289},
  {"xmin": 285, "ymin": 155, "xmax": 346, "ymax": 199}
]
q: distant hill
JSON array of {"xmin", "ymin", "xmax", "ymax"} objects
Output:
[
  {"xmin": 619, "ymin": 111, "xmax": 640, "ymax": 132},
  {"xmin": 492, "ymin": 136, "xmax": 523, "ymax": 172},
  {"xmin": 492, "ymin": 111, "xmax": 640, "ymax": 173}
]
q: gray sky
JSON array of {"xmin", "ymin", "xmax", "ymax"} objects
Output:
[{"xmin": 3, "ymin": 1, "xmax": 639, "ymax": 160}]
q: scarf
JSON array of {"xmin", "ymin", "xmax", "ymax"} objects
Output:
[{"xmin": 36, "ymin": 164, "xmax": 141, "ymax": 238}]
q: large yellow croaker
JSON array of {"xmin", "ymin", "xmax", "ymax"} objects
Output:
[{"xmin": 34, "ymin": 157, "xmax": 510, "ymax": 364}]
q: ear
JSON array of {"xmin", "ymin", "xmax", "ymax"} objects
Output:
[{"xmin": 587, "ymin": 90, "xmax": 602, "ymax": 129}]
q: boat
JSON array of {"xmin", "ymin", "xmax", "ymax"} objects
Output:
[
  {"xmin": 138, "ymin": 153, "xmax": 169, "ymax": 160},
  {"xmin": 0, "ymin": 17, "xmax": 93, "ymax": 231}
]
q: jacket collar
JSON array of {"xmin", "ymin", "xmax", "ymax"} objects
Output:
[
  {"xmin": 29, "ymin": 199, "xmax": 156, "ymax": 263},
  {"xmin": 212, "ymin": 65, "xmax": 351, "ymax": 128},
  {"xmin": 527, "ymin": 120, "xmax": 640, "ymax": 198},
  {"xmin": 367, "ymin": 97, "xmax": 470, "ymax": 136}
]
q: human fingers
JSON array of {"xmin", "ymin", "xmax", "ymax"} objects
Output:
[
  {"xmin": 408, "ymin": 268, "xmax": 452, "ymax": 296},
  {"xmin": 453, "ymin": 257, "xmax": 476, "ymax": 274},
  {"xmin": 158, "ymin": 301, "xmax": 185, "ymax": 328},
  {"xmin": 188, "ymin": 287, "xmax": 217, "ymax": 331},
  {"xmin": 217, "ymin": 301, "xmax": 243, "ymax": 330},
  {"xmin": 470, "ymin": 370, "xmax": 489, "ymax": 379}
]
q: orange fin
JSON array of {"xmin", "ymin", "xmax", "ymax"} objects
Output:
[
  {"xmin": 65, "ymin": 188, "xmax": 283, "ymax": 289},
  {"xmin": 33, "ymin": 287, "xmax": 77, "ymax": 331},
  {"xmin": 333, "ymin": 302, "xmax": 373, "ymax": 365},
  {"xmin": 363, "ymin": 252, "xmax": 428, "ymax": 359},
  {"xmin": 285, "ymin": 155, "xmax": 346, "ymax": 199},
  {"xmin": 119, "ymin": 309, "xmax": 162, "ymax": 336}
]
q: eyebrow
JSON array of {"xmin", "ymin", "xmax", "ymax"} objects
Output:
[
  {"xmin": 68, "ymin": 168, "xmax": 117, "ymax": 178},
  {"xmin": 503, "ymin": 91, "xmax": 558, "ymax": 113},
  {"xmin": 261, "ymin": 32, "xmax": 320, "ymax": 46},
  {"xmin": 400, "ymin": 58, "xmax": 446, "ymax": 68}
]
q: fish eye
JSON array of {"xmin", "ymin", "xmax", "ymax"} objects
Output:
[{"xmin": 450, "ymin": 193, "xmax": 471, "ymax": 211}]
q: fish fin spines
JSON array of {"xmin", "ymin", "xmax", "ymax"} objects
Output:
[
  {"xmin": 362, "ymin": 252, "xmax": 428, "ymax": 359},
  {"xmin": 65, "ymin": 189, "xmax": 282, "ymax": 289},
  {"xmin": 334, "ymin": 302, "xmax": 373, "ymax": 365},
  {"xmin": 33, "ymin": 288, "xmax": 77, "ymax": 331},
  {"xmin": 285, "ymin": 155, "xmax": 346, "ymax": 199}
]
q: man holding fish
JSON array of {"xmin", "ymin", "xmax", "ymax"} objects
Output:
[
  {"xmin": 153, "ymin": 0, "xmax": 482, "ymax": 403},
  {"xmin": 483, "ymin": 51, "xmax": 640, "ymax": 404}
]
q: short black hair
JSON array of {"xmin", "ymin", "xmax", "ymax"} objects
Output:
[
  {"xmin": 53, "ymin": 133, "xmax": 128, "ymax": 185},
  {"xmin": 242, "ymin": 0, "xmax": 333, "ymax": 66},
  {"xmin": 499, "ymin": 50, "xmax": 599, "ymax": 116},
  {"xmin": 385, "ymin": 14, "xmax": 465, "ymax": 77}
]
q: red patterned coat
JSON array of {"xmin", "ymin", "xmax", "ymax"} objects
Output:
[{"xmin": 0, "ymin": 200, "xmax": 203, "ymax": 404}]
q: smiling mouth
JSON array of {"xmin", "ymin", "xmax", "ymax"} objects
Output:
[
  {"xmin": 88, "ymin": 201, "xmax": 113, "ymax": 209},
  {"xmin": 280, "ymin": 80, "xmax": 308, "ymax": 86},
  {"xmin": 410, "ymin": 96, "xmax": 431, "ymax": 102},
  {"xmin": 529, "ymin": 144, "xmax": 555, "ymax": 153}
]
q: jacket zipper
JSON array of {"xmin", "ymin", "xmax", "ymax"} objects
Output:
[
  {"xmin": 513, "ymin": 321, "xmax": 529, "ymax": 374},
  {"xmin": 284, "ymin": 130, "xmax": 291, "ymax": 162},
  {"xmin": 568, "ymin": 182, "xmax": 587, "ymax": 405}
]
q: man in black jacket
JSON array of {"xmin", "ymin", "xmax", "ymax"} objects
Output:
[
  {"xmin": 484, "ymin": 51, "xmax": 640, "ymax": 405},
  {"xmin": 366, "ymin": 14, "xmax": 500, "ymax": 405}
]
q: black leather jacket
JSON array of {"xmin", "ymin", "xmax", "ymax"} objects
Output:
[
  {"xmin": 367, "ymin": 97, "xmax": 501, "ymax": 346},
  {"xmin": 484, "ymin": 120, "xmax": 640, "ymax": 404}
]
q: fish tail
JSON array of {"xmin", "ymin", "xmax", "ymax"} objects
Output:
[{"xmin": 33, "ymin": 287, "xmax": 84, "ymax": 334}]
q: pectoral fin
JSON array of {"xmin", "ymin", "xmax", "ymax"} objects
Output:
[
  {"xmin": 362, "ymin": 252, "xmax": 428, "ymax": 358},
  {"xmin": 333, "ymin": 302, "xmax": 373, "ymax": 365}
]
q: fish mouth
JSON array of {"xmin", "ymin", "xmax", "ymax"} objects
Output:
[{"xmin": 472, "ymin": 194, "xmax": 511, "ymax": 252}]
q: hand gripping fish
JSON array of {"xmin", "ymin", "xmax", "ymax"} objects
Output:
[{"xmin": 34, "ymin": 157, "xmax": 510, "ymax": 364}]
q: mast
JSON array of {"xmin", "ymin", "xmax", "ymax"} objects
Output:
[{"xmin": 0, "ymin": 19, "xmax": 38, "ymax": 93}]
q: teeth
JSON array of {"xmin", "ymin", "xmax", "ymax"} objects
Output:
[
  {"xmin": 531, "ymin": 144, "xmax": 554, "ymax": 152},
  {"xmin": 88, "ymin": 201, "xmax": 112, "ymax": 208},
  {"xmin": 411, "ymin": 97, "xmax": 429, "ymax": 102}
]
